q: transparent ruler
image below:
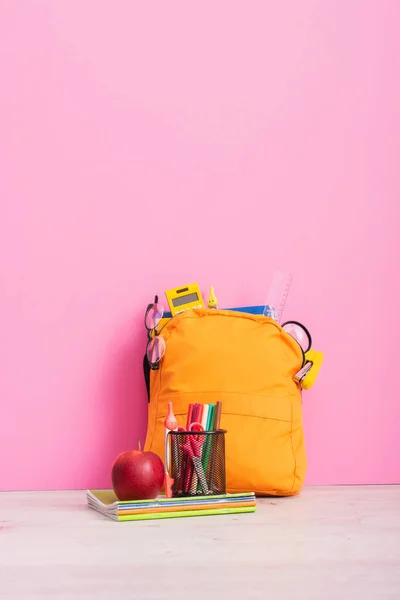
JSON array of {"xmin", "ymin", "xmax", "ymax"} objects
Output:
[{"xmin": 263, "ymin": 271, "xmax": 293, "ymax": 323}]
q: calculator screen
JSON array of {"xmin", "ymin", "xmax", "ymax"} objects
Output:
[{"xmin": 172, "ymin": 292, "xmax": 199, "ymax": 307}]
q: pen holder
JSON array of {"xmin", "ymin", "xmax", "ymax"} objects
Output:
[{"xmin": 168, "ymin": 429, "xmax": 227, "ymax": 497}]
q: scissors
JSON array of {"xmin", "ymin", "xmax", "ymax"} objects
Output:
[{"xmin": 178, "ymin": 422, "xmax": 210, "ymax": 495}]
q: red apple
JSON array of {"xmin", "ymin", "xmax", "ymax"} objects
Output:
[{"xmin": 111, "ymin": 442, "xmax": 164, "ymax": 501}]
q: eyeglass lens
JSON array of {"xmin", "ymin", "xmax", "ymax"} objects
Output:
[
  {"xmin": 147, "ymin": 336, "xmax": 166, "ymax": 366},
  {"xmin": 145, "ymin": 303, "xmax": 164, "ymax": 331},
  {"xmin": 282, "ymin": 322, "xmax": 311, "ymax": 353}
]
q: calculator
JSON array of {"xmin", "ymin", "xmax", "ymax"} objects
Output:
[{"xmin": 165, "ymin": 283, "xmax": 204, "ymax": 317}]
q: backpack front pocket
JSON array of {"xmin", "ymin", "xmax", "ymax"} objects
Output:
[{"xmin": 147, "ymin": 391, "xmax": 303, "ymax": 496}]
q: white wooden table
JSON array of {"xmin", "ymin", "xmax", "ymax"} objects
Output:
[{"xmin": 1, "ymin": 486, "xmax": 399, "ymax": 599}]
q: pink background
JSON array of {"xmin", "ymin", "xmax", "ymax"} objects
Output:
[{"xmin": 1, "ymin": 1, "xmax": 399, "ymax": 491}]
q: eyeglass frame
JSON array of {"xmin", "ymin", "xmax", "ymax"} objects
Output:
[{"xmin": 144, "ymin": 295, "xmax": 165, "ymax": 370}]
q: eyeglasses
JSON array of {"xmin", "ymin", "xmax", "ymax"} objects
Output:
[
  {"xmin": 144, "ymin": 295, "xmax": 166, "ymax": 370},
  {"xmin": 281, "ymin": 321, "xmax": 312, "ymax": 354}
]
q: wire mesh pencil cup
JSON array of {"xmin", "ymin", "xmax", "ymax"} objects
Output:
[{"xmin": 168, "ymin": 429, "xmax": 227, "ymax": 497}]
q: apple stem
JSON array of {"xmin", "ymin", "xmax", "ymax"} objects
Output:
[{"xmin": 138, "ymin": 439, "xmax": 141, "ymax": 451}]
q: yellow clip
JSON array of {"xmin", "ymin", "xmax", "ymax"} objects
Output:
[
  {"xmin": 208, "ymin": 286, "xmax": 218, "ymax": 309},
  {"xmin": 301, "ymin": 349, "xmax": 324, "ymax": 390}
]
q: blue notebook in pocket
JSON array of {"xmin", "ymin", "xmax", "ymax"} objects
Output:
[{"xmin": 163, "ymin": 306, "xmax": 265, "ymax": 318}]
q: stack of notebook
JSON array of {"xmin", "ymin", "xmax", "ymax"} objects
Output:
[{"xmin": 87, "ymin": 490, "xmax": 256, "ymax": 522}]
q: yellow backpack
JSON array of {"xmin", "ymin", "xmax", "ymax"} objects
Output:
[{"xmin": 143, "ymin": 308, "xmax": 307, "ymax": 496}]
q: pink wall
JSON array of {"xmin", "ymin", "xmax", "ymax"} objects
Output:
[{"xmin": 1, "ymin": 1, "xmax": 399, "ymax": 491}]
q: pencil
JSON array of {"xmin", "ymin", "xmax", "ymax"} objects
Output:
[
  {"xmin": 202, "ymin": 404, "xmax": 215, "ymax": 479},
  {"xmin": 214, "ymin": 400, "xmax": 222, "ymax": 430},
  {"xmin": 208, "ymin": 401, "xmax": 223, "ymax": 492}
]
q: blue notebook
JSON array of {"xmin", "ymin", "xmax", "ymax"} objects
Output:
[{"xmin": 163, "ymin": 306, "xmax": 265, "ymax": 318}]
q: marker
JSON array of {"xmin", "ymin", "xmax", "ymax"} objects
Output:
[
  {"xmin": 200, "ymin": 404, "xmax": 216, "ymax": 492},
  {"xmin": 186, "ymin": 404, "xmax": 194, "ymax": 429},
  {"xmin": 201, "ymin": 405, "xmax": 209, "ymax": 430}
]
